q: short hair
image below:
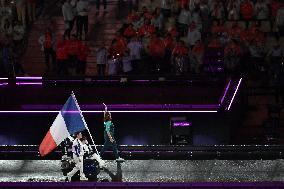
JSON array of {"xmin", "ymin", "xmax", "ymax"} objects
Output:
[{"xmin": 74, "ymin": 132, "xmax": 81, "ymax": 137}]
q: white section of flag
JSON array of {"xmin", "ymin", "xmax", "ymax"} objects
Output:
[{"xmin": 50, "ymin": 112, "xmax": 69, "ymax": 145}]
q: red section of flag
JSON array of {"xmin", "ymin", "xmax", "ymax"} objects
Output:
[{"xmin": 39, "ymin": 129, "xmax": 57, "ymax": 156}]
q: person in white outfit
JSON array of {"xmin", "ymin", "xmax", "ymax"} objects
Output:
[
  {"xmin": 66, "ymin": 132, "xmax": 88, "ymax": 181},
  {"xmin": 127, "ymin": 37, "xmax": 143, "ymax": 73},
  {"xmin": 62, "ymin": 0, "xmax": 75, "ymax": 39},
  {"xmin": 187, "ymin": 22, "xmax": 201, "ymax": 49},
  {"xmin": 177, "ymin": 7, "xmax": 191, "ymax": 36},
  {"xmin": 76, "ymin": 0, "xmax": 89, "ymax": 40},
  {"xmin": 96, "ymin": 45, "xmax": 108, "ymax": 76}
]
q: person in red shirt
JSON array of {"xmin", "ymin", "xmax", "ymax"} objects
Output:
[
  {"xmin": 127, "ymin": 9, "xmax": 139, "ymax": 23},
  {"xmin": 108, "ymin": 37, "xmax": 126, "ymax": 59},
  {"xmin": 172, "ymin": 40, "xmax": 188, "ymax": 57},
  {"xmin": 56, "ymin": 35, "xmax": 69, "ymax": 76},
  {"xmin": 163, "ymin": 33, "xmax": 175, "ymax": 51},
  {"xmin": 240, "ymin": 0, "xmax": 254, "ymax": 28},
  {"xmin": 65, "ymin": 35, "xmax": 82, "ymax": 75},
  {"xmin": 114, "ymin": 33, "xmax": 127, "ymax": 56},
  {"xmin": 123, "ymin": 23, "xmax": 137, "ymax": 39},
  {"xmin": 148, "ymin": 34, "xmax": 165, "ymax": 58},
  {"xmin": 141, "ymin": 6, "xmax": 153, "ymax": 20},
  {"xmin": 211, "ymin": 20, "xmax": 227, "ymax": 36},
  {"xmin": 178, "ymin": 0, "xmax": 189, "ymax": 9},
  {"xmin": 76, "ymin": 41, "xmax": 90, "ymax": 75},
  {"xmin": 147, "ymin": 34, "xmax": 165, "ymax": 73},
  {"xmin": 138, "ymin": 19, "xmax": 156, "ymax": 37},
  {"xmin": 168, "ymin": 27, "xmax": 178, "ymax": 38}
]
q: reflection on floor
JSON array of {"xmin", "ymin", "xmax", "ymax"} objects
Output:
[{"xmin": 0, "ymin": 160, "xmax": 283, "ymax": 182}]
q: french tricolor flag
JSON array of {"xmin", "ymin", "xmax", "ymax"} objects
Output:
[{"xmin": 39, "ymin": 94, "xmax": 87, "ymax": 156}]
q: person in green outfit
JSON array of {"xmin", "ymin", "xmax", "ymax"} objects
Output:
[{"xmin": 100, "ymin": 103, "xmax": 125, "ymax": 162}]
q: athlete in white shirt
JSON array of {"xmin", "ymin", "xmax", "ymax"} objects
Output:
[{"xmin": 66, "ymin": 132, "xmax": 88, "ymax": 181}]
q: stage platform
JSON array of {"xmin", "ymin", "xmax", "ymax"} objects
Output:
[{"xmin": 0, "ymin": 159, "xmax": 284, "ymax": 183}]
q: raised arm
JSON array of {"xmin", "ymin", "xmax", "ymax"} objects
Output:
[{"xmin": 103, "ymin": 103, "xmax": 107, "ymax": 117}]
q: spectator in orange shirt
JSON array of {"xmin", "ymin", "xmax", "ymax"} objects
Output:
[
  {"xmin": 240, "ymin": 0, "xmax": 254, "ymax": 28},
  {"xmin": 141, "ymin": 6, "xmax": 153, "ymax": 20},
  {"xmin": 114, "ymin": 33, "xmax": 127, "ymax": 56},
  {"xmin": 77, "ymin": 41, "xmax": 90, "ymax": 75},
  {"xmin": 178, "ymin": 0, "xmax": 189, "ymax": 9},
  {"xmin": 127, "ymin": 9, "xmax": 139, "ymax": 24},
  {"xmin": 138, "ymin": 19, "xmax": 156, "ymax": 37},
  {"xmin": 168, "ymin": 27, "xmax": 178, "ymax": 38},
  {"xmin": 163, "ymin": 33, "xmax": 175, "ymax": 51},
  {"xmin": 65, "ymin": 35, "xmax": 82, "ymax": 75},
  {"xmin": 148, "ymin": 34, "xmax": 165, "ymax": 58},
  {"xmin": 211, "ymin": 20, "xmax": 227, "ymax": 36},
  {"xmin": 108, "ymin": 39, "xmax": 122, "ymax": 58},
  {"xmin": 56, "ymin": 35, "xmax": 69, "ymax": 76},
  {"xmin": 123, "ymin": 23, "xmax": 137, "ymax": 39},
  {"xmin": 172, "ymin": 40, "xmax": 188, "ymax": 57}
]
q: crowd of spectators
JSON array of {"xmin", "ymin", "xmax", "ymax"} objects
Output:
[
  {"xmin": 98, "ymin": 0, "xmax": 284, "ymax": 82},
  {"xmin": 0, "ymin": 0, "xmax": 44, "ymax": 77},
  {"xmin": 36, "ymin": 0, "xmax": 91, "ymax": 76},
  {"xmin": 2, "ymin": 0, "xmax": 284, "ymax": 80}
]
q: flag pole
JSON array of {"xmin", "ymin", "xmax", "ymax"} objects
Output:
[{"xmin": 71, "ymin": 91, "xmax": 100, "ymax": 155}]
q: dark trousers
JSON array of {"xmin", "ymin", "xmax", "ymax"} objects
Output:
[
  {"xmin": 96, "ymin": 0, "xmax": 107, "ymax": 10},
  {"xmin": 77, "ymin": 15, "xmax": 88, "ymax": 39},
  {"xmin": 57, "ymin": 59, "xmax": 68, "ymax": 76},
  {"xmin": 97, "ymin": 64, "xmax": 106, "ymax": 76},
  {"xmin": 131, "ymin": 59, "xmax": 141, "ymax": 74},
  {"xmin": 64, "ymin": 19, "xmax": 75, "ymax": 39},
  {"xmin": 44, "ymin": 48, "xmax": 56, "ymax": 71},
  {"xmin": 100, "ymin": 132, "xmax": 119, "ymax": 159},
  {"xmin": 76, "ymin": 60, "xmax": 86, "ymax": 75},
  {"xmin": 14, "ymin": 61, "xmax": 25, "ymax": 75}
]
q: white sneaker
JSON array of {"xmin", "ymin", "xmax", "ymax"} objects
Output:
[
  {"xmin": 80, "ymin": 175, "xmax": 88, "ymax": 181},
  {"xmin": 116, "ymin": 157, "xmax": 125, "ymax": 162}
]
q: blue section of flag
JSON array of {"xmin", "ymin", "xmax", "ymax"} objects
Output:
[{"xmin": 61, "ymin": 96, "xmax": 86, "ymax": 135}]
